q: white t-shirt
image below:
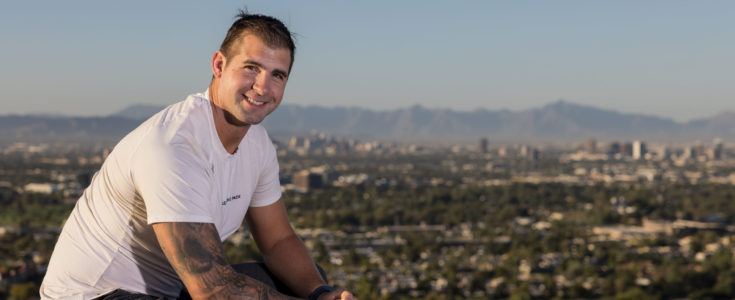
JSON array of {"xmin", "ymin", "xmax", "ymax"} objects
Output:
[{"xmin": 40, "ymin": 90, "xmax": 282, "ymax": 299}]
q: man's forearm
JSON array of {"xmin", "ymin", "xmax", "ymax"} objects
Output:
[
  {"xmin": 262, "ymin": 234, "xmax": 326, "ymax": 297},
  {"xmin": 188, "ymin": 265, "xmax": 298, "ymax": 300},
  {"xmin": 153, "ymin": 222, "xmax": 298, "ymax": 300}
]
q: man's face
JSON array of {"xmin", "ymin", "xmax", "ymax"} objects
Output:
[{"xmin": 212, "ymin": 34, "xmax": 291, "ymax": 126}]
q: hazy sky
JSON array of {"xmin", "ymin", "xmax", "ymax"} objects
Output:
[{"xmin": 1, "ymin": 1, "xmax": 733, "ymax": 121}]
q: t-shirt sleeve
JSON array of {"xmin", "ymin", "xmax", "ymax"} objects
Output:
[
  {"xmin": 249, "ymin": 140, "xmax": 282, "ymax": 207},
  {"xmin": 131, "ymin": 132, "xmax": 213, "ymax": 225}
]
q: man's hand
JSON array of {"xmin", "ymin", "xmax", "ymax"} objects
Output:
[
  {"xmin": 247, "ymin": 200, "xmax": 331, "ymax": 297},
  {"xmin": 152, "ymin": 222, "xmax": 298, "ymax": 300},
  {"xmin": 317, "ymin": 289, "xmax": 355, "ymax": 300}
]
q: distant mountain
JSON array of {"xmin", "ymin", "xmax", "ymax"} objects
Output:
[
  {"xmin": 110, "ymin": 104, "xmax": 165, "ymax": 120},
  {"xmin": 0, "ymin": 115, "xmax": 140, "ymax": 142},
  {"xmin": 264, "ymin": 104, "xmax": 509, "ymax": 139},
  {"xmin": 685, "ymin": 111, "xmax": 735, "ymax": 138},
  {"xmin": 1, "ymin": 101, "xmax": 733, "ymax": 142},
  {"xmin": 263, "ymin": 100, "xmax": 690, "ymax": 141},
  {"xmin": 509, "ymin": 100, "xmax": 681, "ymax": 139}
]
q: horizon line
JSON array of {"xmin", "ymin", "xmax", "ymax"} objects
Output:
[{"xmin": 2, "ymin": 99, "xmax": 732, "ymax": 124}]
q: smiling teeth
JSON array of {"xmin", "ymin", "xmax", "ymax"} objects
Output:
[{"xmin": 246, "ymin": 97, "xmax": 266, "ymax": 106}]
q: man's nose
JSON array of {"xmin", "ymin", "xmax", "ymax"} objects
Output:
[{"xmin": 252, "ymin": 73, "xmax": 270, "ymax": 96}]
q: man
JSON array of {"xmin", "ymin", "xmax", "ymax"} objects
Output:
[{"xmin": 41, "ymin": 11, "xmax": 354, "ymax": 300}]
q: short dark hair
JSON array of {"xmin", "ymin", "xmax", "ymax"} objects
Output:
[{"xmin": 219, "ymin": 10, "xmax": 296, "ymax": 72}]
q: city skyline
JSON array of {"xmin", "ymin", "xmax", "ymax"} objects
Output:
[
  {"xmin": 3, "ymin": 129, "xmax": 735, "ymax": 298},
  {"xmin": 2, "ymin": 1, "xmax": 734, "ymax": 121}
]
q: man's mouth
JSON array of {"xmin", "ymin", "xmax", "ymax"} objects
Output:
[{"xmin": 244, "ymin": 95, "xmax": 267, "ymax": 107}]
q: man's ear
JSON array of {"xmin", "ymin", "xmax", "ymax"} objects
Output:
[{"xmin": 211, "ymin": 51, "xmax": 226, "ymax": 78}]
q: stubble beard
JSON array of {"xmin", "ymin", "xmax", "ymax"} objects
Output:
[
  {"xmin": 222, "ymin": 110, "xmax": 252, "ymax": 127},
  {"xmin": 223, "ymin": 101, "xmax": 269, "ymax": 127}
]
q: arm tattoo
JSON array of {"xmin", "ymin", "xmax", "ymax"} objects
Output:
[
  {"xmin": 159, "ymin": 222, "xmax": 298, "ymax": 300},
  {"xmin": 172, "ymin": 223, "xmax": 226, "ymax": 274}
]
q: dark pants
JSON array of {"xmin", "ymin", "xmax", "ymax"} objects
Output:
[{"xmin": 98, "ymin": 262, "xmax": 327, "ymax": 299}]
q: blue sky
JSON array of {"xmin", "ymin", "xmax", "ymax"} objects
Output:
[{"xmin": 1, "ymin": 1, "xmax": 733, "ymax": 121}]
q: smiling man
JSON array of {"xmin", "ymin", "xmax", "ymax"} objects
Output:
[{"xmin": 40, "ymin": 11, "xmax": 354, "ymax": 300}]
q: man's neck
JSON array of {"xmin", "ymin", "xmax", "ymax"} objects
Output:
[{"xmin": 209, "ymin": 86, "xmax": 248, "ymax": 154}]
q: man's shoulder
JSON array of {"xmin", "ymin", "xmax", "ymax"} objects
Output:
[
  {"xmin": 157, "ymin": 92, "xmax": 211, "ymax": 125},
  {"xmin": 149, "ymin": 92, "xmax": 211, "ymax": 134},
  {"xmin": 123, "ymin": 92, "xmax": 214, "ymax": 158}
]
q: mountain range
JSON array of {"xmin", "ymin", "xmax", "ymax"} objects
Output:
[{"xmin": 1, "ymin": 101, "xmax": 733, "ymax": 143}]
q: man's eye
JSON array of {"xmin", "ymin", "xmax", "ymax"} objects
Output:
[{"xmin": 244, "ymin": 65, "xmax": 258, "ymax": 72}]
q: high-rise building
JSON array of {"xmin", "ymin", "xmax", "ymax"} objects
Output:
[
  {"xmin": 633, "ymin": 140, "xmax": 647, "ymax": 160},
  {"xmin": 498, "ymin": 146, "xmax": 508, "ymax": 158},
  {"xmin": 710, "ymin": 138, "xmax": 724, "ymax": 160},
  {"xmin": 479, "ymin": 138, "xmax": 489, "ymax": 153},
  {"xmin": 683, "ymin": 146, "xmax": 697, "ymax": 160},
  {"xmin": 293, "ymin": 170, "xmax": 324, "ymax": 193},
  {"xmin": 608, "ymin": 142, "xmax": 620, "ymax": 156},
  {"xmin": 288, "ymin": 136, "xmax": 300, "ymax": 150},
  {"xmin": 621, "ymin": 142, "xmax": 634, "ymax": 158},
  {"xmin": 659, "ymin": 145, "xmax": 671, "ymax": 161},
  {"xmin": 694, "ymin": 141, "xmax": 705, "ymax": 160},
  {"xmin": 520, "ymin": 145, "xmax": 540, "ymax": 161}
]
